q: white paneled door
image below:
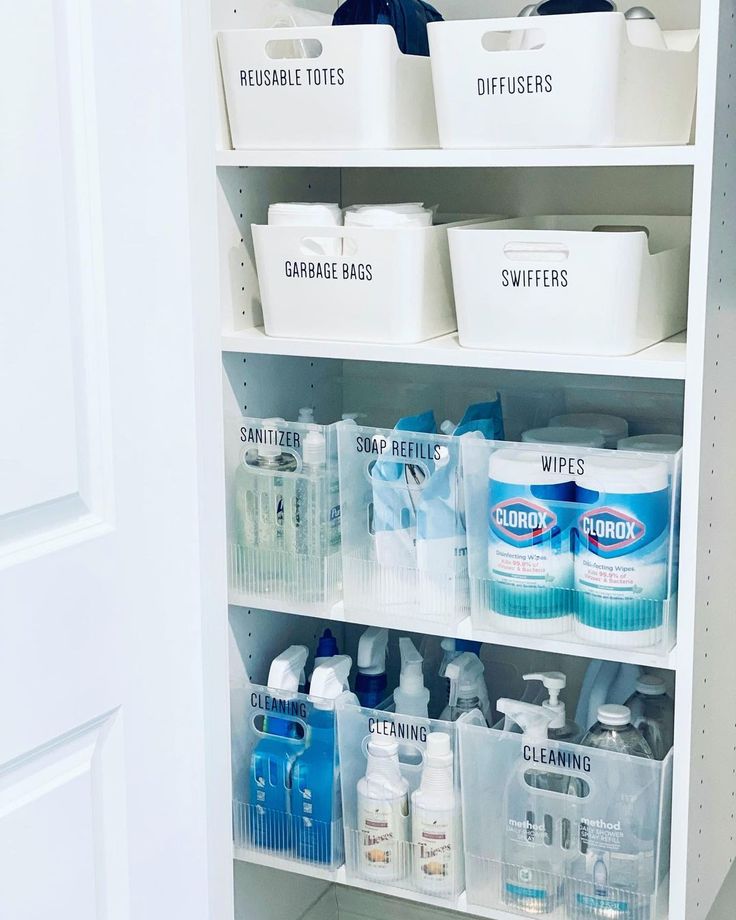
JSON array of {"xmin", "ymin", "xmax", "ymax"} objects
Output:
[{"xmin": 0, "ymin": 3, "xmax": 228, "ymax": 920}]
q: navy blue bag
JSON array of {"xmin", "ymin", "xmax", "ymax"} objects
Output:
[{"xmin": 332, "ymin": 0, "xmax": 444, "ymax": 56}]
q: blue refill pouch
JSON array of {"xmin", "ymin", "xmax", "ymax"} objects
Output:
[
  {"xmin": 332, "ymin": 0, "xmax": 444, "ymax": 56},
  {"xmin": 371, "ymin": 411, "xmax": 437, "ymax": 568},
  {"xmin": 454, "ymin": 397, "xmax": 505, "ymax": 441}
]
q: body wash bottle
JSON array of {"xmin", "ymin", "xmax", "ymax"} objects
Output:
[
  {"xmin": 411, "ymin": 732, "xmax": 463, "ymax": 896},
  {"xmin": 357, "ymin": 727, "xmax": 410, "ymax": 881}
]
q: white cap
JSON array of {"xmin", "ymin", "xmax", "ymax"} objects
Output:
[
  {"xmin": 398, "ymin": 637, "xmax": 425, "ymax": 694},
  {"xmin": 489, "ymin": 448, "xmax": 574, "ymax": 486},
  {"xmin": 298, "ymin": 407, "xmax": 315, "ymax": 423},
  {"xmin": 617, "ymin": 434, "xmax": 682, "ymax": 454},
  {"xmin": 522, "ymin": 426, "xmax": 605, "ymax": 449},
  {"xmin": 597, "ymin": 704, "xmax": 632, "ymax": 727},
  {"xmin": 550, "ymin": 413, "xmax": 629, "ymax": 447},
  {"xmin": 580, "ymin": 454, "xmax": 670, "ymax": 494},
  {"xmin": 357, "ymin": 627, "xmax": 388, "ymax": 675},
  {"xmin": 524, "ymin": 671, "xmax": 566, "ymax": 730},
  {"xmin": 267, "ymin": 645, "xmax": 309, "ymax": 693},
  {"xmin": 636, "ymin": 674, "xmax": 667, "ymax": 696},
  {"xmin": 268, "ymin": 202, "xmax": 342, "ymax": 227},
  {"xmin": 497, "ymin": 699, "xmax": 555, "ymax": 741},
  {"xmin": 426, "ymin": 732, "xmax": 453, "ymax": 768},
  {"xmin": 258, "ymin": 417, "xmax": 285, "ymax": 459},
  {"xmin": 368, "ymin": 727, "xmax": 399, "ymax": 757},
  {"xmin": 441, "ymin": 420, "xmax": 456, "ymax": 435},
  {"xmin": 303, "ymin": 425, "xmax": 326, "ymax": 465}
]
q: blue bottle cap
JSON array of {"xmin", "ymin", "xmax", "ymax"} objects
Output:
[{"xmin": 316, "ymin": 628, "xmax": 339, "ymax": 659}]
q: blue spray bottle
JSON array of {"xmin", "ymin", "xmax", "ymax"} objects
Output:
[
  {"xmin": 355, "ymin": 627, "xmax": 389, "ymax": 708},
  {"xmin": 249, "ymin": 645, "xmax": 309, "ymax": 853},
  {"xmin": 292, "ymin": 655, "xmax": 358, "ymax": 864}
]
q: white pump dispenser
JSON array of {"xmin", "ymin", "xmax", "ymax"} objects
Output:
[
  {"xmin": 522, "ymin": 671, "xmax": 582, "ymax": 743},
  {"xmin": 298, "ymin": 407, "xmax": 315, "ymax": 423},
  {"xmin": 441, "ymin": 653, "xmax": 488, "ymax": 724},
  {"xmin": 309, "ymin": 655, "xmax": 358, "ymax": 709},
  {"xmin": 393, "ymin": 638, "xmax": 430, "ymax": 718},
  {"xmin": 268, "ymin": 645, "xmax": 309, "ymax": 694}
]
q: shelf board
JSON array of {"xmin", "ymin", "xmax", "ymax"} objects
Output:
[
  {"xmin": 229, "ymin": 596, "xmax": 677, "ymax": 670},
  {"xmin": 222, "ymin": 327, "xmax": 687, "ymax": 380},
  {"xmin": 216, "ymin": 146, "xmax": 696, "ymax": 169}
]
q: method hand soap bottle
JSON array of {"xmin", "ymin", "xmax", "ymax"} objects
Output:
[{"xmin": 249, "ymin": 645, "xmax": 309, "ymax": 853}]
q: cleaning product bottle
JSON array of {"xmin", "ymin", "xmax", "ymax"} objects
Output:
[
  {"xmin": 441, "ymin": 653, "xmax": 488, "ymax": 724},
  {"xmin": 356, "ymin": 627, "xmax": 389, "ymax": 709},
  {"xmin": 310, "ymin": 628, "xmax": 339, "ymax": 683},
  {"xmin": 410, "ymin": 732, "xmax": 462, "ymax": 895},
  {"xmin": 249, "ymin": 645, "xmax": 309, "ymax": 852},
  {"xmin": 357, "ymin": 724, "xmax": 410, "ymax": 881},
  {"xmin": 291, "ymin": 656, "xmax": 357, "ymax": 864},
  {"xmin": 580, "ymin": 705, "xmax": 653, "ymax": 758},
  {"xmin": 393, "ymin": 637, "xmax": 430, "ymax": 718},
  {"xmin": 625, "ymin": 675, "xmax": 674, "ymax": 759},
  {"xmin": 439, "ymin": 640, "xmax": 491, "ymax": 723},
  {"xmin": 496, "ymin": 699, "xmax": 564, "ymax": 914},
  {"xmin": 523, "ymin": 671, "xmax": 582, "ymax": 743}
]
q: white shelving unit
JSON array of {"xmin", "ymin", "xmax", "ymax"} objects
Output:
[{"xmin": 210, "ymin": 2, "xmax": 736, "ymax": 920}]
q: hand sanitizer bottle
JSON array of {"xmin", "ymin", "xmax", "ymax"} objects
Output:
[
  {"xmin": 496, "ymin": 699, "xmax": 563, "ymax": 914},
  {"xmin": 440, "ymin": 652, "xmax": 488, "ymax": 724},
  {"xmin": 295, "ymin": 426, "xmax": 340, "ymax": 560},
  {"xmin": 523, "ymin": 671, "xmax": 582, "ymax": 743},
  {"xmin": 291, "ymin": 656, "xmax": 357, "ymax": 864},
  {"xmin": 411, "ymin": 732, "xmax": 463, "ymax": 896},
  {"xmin": 394, "ymin": 637, "xmax": 430, "ymax": 718},
  {"xmin": 625, "ymin": 674, "xmax": 674, "ymax": 760},
  {"xmin": 249, "ymin": 645, "xmax": 309, "ymax": 852},
  {"xmin": 357, "ymin": 724, "xmax": 410, "ymax": 881},
  {"xmin": 355, "ymin": 627, "xmax": 389, "ymax": 708}
]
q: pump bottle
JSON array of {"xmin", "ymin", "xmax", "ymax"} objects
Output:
[
  {"xmin": 356, "ymin": 627, "xmax": 389, "ymax": 708},
  {"xmin": 249, "ymin": 645, "xmax": 309, "ymax": 852},
  {"xmin": 394, "ymin": 637, "xmax": 430, "ymax": 718},
  {"xmin": 411, "ymin": 732, "xmax": 463, "ymax": 896},
  {"xmin": 523, "ymin": 671, "xmax": 582, "ymax": 743},
  {"xmin": 496, "ymin": 699, "xmax": 565, "ymax": 914},
  {"xmin": 295, "ymin": 425, "xmax": 340, "ymax": 562},
  {"xmin": 441, "ymin": 652, "xmax": 488, "ymax": 724},
  {"xmin": 291, "ymin": 656, "xmax": 357, "ymax": 863}
]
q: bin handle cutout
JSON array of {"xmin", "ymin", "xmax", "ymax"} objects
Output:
[
  {"xmin": 367, "ymin": 458, "xmax": 429, "ymax": 491},
  {"xmin": 524, "ymin": 769, "xmax": 590, "ymax": 798},
  {"xmin": 298, "ymin": 235, "xmax": 343, "ymax": 258},
  {"xmin": 253, "ymin": 713, "xmax": 306, "ymax": 740},
  {"xmin": 265, "ymin": 38, "xmax": 323, "ymax": 59},
  {"xmin": 593, "ymin": 224, "xmax": 650, "ymax": 237},
  {"xmin": 504, "ymin": 241, "xmax": 569, "ymax": 262},
  {"xmin": 481, "ymin": 28, "xmax": 546, "ymax": 52}
]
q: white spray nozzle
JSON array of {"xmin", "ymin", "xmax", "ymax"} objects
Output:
[
  {"xmin": 523, "ymin": 671, "xmax": 567, "ymax": 729},
  {"xmin": 303, "ymin": 425, "xmax": 326, "ymax": 465},
  {"xmin": 268, "ymin": 645, "xmax": 309, "ymax": 694},
  {"xmin": 310, "ymin": 655, "xmax": 353, "ymax": 708},
  {"xmin": 398, "ymin": 637, "xmax": 424, "ymax": 693},
  {"xmin": 497, "ymin": 699, "xmax": 555, "ymax": 741},
  {"xmin": 445, "ymin": 652, "xmax": 484, "ymax": 711},
  {"xmin": 358, "ymin": 627, "xmax": 388, "ymax": 675}
]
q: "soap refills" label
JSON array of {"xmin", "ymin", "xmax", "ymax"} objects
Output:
[
  {"xmin": 355, "ymin": 435, "xmax": 441, "ymax": 462},
  {"xmin": 284, "ymin": 260, "xmax": 373, "ymax": 281},
  {"xmin": 239, "ymin": 67, "xmax": 345, "ymax": 88},
  {"xmin": 476, "ymin": 74, "xmax": 553, "ymax": 96}
]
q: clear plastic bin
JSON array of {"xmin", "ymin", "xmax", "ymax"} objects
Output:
[
  {"xmin": 427, "ymin": 14, "xmax": 698, "ymax": 149},
  {"xmin": 459, "ymin": 720, "xmax": 673, "ymax": 920},
  {"xmin": 218, "ymin": 25, "xmax": 438, "ymax": 150},
  {"xmin": 337, "ymin": 703, "xmax": 464, "ymax": 904},
  {"xmin": 227, "ymin": 416, "xmax": 341, "ymax": 614},
  {"xmin": 448, "ymin": 216, "xmax": 690, "ymax": 357},
  {"xmin": 461, "ymin": 437, "xmax": 681, "ymax": 654},
  {"xmin": 231, "ymin": 682, "xmax": 344, "ymax": 871},
  {"xmin": 338, "ymin": 423, "xmax": 470, "ymax": 631}
]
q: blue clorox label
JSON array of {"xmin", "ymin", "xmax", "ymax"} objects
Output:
[
  {"xmin": 491, "ymin": 498, "xmax": 559, "ymax": 547},
  {"xmin": 579, "ymin": 506, "xmax": 646, "ymax": 557}
]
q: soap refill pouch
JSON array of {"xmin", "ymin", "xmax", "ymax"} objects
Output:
[
  {"xmin": 227, "ymin": 416, "xmax": 342, "ymax": 611},
  {"xmin": 458, "ymin": 710, "xmax": 674, "ymax": 920},
  {"xmin": 461, "ymin": 438, "xmax": 681, "ymax": 652},
  {"xmin": 339, "ymin": 417, "xmax": 469, "ymax": 626},
  {"xmin": 231, "ymin": 652, "xmax": 347, "ymax": 868},
  {"xmin": 338, "ymin": 704, "xmax": 464, "ymax": 901}
]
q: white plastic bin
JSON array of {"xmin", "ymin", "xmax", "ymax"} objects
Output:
[
  {"xmin": 226, "ymin": 416, "xmax": 342, "ymax": 614},
  {"xmin": 427, "ymin": 13, "xmax": 699, "ymax": 149},
  {"xmin": 449, "ymin": 215, "xmax": 690, "ymax": 356},
  {"xmin": 218, "ymin": 25, "xmax": 438, "ymax": 150},
  {"xmin": 461, "ymin": 437, "xmax": 681, "ymax": 655},
  {"xmin": 254, "ymin": 218, "xmax": 494, "ymax": 344},
  {"xmin": 337, "ymin": 704, "xmax": 464, "ymax": 904},
  {"xmin": 338, "ymin": 423, "xmax": 469, "ymax": 631},
  {"xmin": 459, "ymin": 720, "xmax": 673, "ymax": 920}
]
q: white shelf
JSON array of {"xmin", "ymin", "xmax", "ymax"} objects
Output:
[
  {"xmin": 229, "ymin": 595, "xmax": 677, "ymax": 670},
  {"xmin": 216, "ymin": 146, "xmax": 697, "ymax": 170},
  {"xmin": 222, "ymin": 327, "xmax": 687, "ymax": 380}
]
